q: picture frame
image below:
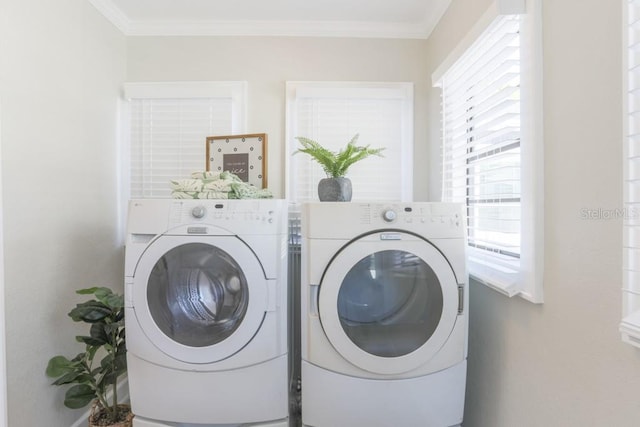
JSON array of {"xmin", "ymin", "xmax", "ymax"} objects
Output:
[{"xmin": 206, "ymin": 133, "xmax": 268, "ymax": 189}]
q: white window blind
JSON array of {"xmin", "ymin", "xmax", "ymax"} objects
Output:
[
  {"xmin": 435, "ymin": 0, "xmax": 543, "ymax": 302},
  {"xmin": 441, "ymin": 15, "xmax": 521, "ymax": 291},
  {"xmin": 124, "ymin": 82, "xmax": 246, "ymax": 198},
  {"xmin": 621, "ymin": 0, "xmax": 640, "ymax": 347},
  {"xmin": 286, "ymin": 82, "xmax": 413, "ymax": 203}
]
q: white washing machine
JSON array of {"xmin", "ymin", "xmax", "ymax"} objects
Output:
[
  {"xmin": 301, "ymin": 202, "xmax": 467, "ymax": 427},
  {"xmin": 125, "ymin": 199, "xmax": 289, "ymax": 427}
]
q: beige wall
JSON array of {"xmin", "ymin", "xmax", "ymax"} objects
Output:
[
  {"xmin": 0, "ymin": 0, "xmax": 126, "ymax": 425},
  {"xmin": 427, "ymin": 0, "xmax": 640, "ymax": 425},
  {"xmin": 126, "ymin": 36, "xmax": 430, "ymax": 199},
  {"xmin": 1, "ymin": 0, "xmax": 637, "ymax": 425}
]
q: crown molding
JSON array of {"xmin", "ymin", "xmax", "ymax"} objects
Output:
[
  {"xmin": 88, "ymin": 0, "xmax": 131, "ymax": 33},
  {"xmin": 422, "ymin": 0, "xmax": 453, "ymax": 39},
  {"xmin": 126, "ymin": 20, "xmax": 431, "ymax": 39},
  {"xmin": 89, "ymin": 0, "xmax": 451, "ymax": 39}
]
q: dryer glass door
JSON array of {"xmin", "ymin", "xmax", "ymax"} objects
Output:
[
  {"xmin": 133, "ymin": 235, "xmax": 268, "ymax": 363},
  {"xmin": 318, "ymin": 233, "xmax": 459, "ymax": 375},
  {"xmin": 337, "ymin": 249, "xmax": 442, "ymax": 358}
]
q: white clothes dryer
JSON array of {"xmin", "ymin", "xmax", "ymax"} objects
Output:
[
  {"xmin": 125, "ymin": 199, "xmax": 289, "ymax": 427},
  {"xmin": 301, "ymin": 202, "xmax": 467, "ymax": 427}
]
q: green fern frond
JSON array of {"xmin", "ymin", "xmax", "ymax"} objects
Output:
[
  {"xmin": 294, "ymin": 137, "xmax": 338, "ymax": 176},
  {"xmin": 293, "ymin": 134, "xmax": 385, "ymax": 178}
]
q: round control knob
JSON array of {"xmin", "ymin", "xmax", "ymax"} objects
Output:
[
  {"xmin": 382, "ymin": 209, "xmax": 397, "ymax": 222},
  {"xmin": 191, "ymin": 206, "xmax": 206, "ymax": 219}
]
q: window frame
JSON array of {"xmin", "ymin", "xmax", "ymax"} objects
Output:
[
  {"xmin": 285, "ymin": 81, "xmax": 414, "ymax": 204},
  {"xmin": 621, "ymin": 0, "xmax": 640, "ymax": 347},
  {"xmin": 432, "ymin": 0, "xmax": 543, "ymax": 303},
  {"xmin": 121, "ymin": 81, "xmax": 247, "ymax": 200}
]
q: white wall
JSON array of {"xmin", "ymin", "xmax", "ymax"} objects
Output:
[
  {"xmin": 0, "ymin": 0, "xmax": 126, "ymax": 425},
  {"xmin": 126, "ymin": 36, "xmax": 430, "ymax": 199},
  {"xmin": 427, "ymin": 0, "xmax": 640, "ymax": 425}
]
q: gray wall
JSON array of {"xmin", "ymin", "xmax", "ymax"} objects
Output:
[
  {"xmin": 0, "ymin": 0, "xmax": 126, "ymax": 425},
  {"xmin": 426, "ymin": 0, "xmax": 640, "ymax": 425}
]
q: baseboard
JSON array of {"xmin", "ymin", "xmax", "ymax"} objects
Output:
[{"xmin": 70, "ymin": 379, "xmax": 129, "ymax": 427}]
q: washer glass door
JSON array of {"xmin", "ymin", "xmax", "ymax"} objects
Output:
[
  {"xmin": 148, "ymin": 242, "xmax": 248, "ymax": 348},
  {"xmin": 133, "ymin": 235, "xmax": 268, "ymax": 363},
  {"xmin": 318, "ymin": 232, "xmax": 459, "ymax": 375}
]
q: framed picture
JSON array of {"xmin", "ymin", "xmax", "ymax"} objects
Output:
[{"xmin": 206, "ymin": 133, "xmax": 268, "ymax": 189}]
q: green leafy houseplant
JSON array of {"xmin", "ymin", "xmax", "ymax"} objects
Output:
[
  {"xmin": 294, "ymin": 134, "xmax": 385, "ymax": 201},
  {"xmin": 46, "ymin": 287, "xmax": 131, "ymax": 426},
  {"xmin": 294, "ymin": 133, "xmax": 385, "ymax": 178}
]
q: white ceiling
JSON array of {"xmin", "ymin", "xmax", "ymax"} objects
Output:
[{"xmin": 88, "ymin": 0, "xmax": 452, "ymax": 38}]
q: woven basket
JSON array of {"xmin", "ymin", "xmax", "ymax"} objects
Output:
[{"xmin": 88, "ymin": 402, "xmax": 134, "ymax": 427}]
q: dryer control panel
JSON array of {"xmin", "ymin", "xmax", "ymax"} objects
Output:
[
  {"xmin": 375, "ymin": 205, "xmax": 461, "ymax": 228},
  {"xmin": 303, "ymin": 202, "xmax": 465, "ymax": 239}
]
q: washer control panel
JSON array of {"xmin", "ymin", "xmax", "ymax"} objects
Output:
[
  {"xmin": 169, "ymin": 200, "xmax": 280, "ymax": 228},
  {"xmin": 191, "ymin": 205, "xmax": 206, "ymax": 219}
]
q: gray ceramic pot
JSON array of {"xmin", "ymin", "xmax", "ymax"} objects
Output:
[{"xmin": 318, "ymin": 177, "xmax": 352, "ymax": 202}]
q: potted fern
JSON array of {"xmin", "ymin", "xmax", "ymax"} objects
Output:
[
  {"xmin": 46, "ymin": 287, "xmax": 132, "ymax": 427},
  {"xmin": 294, "ymin": 134, "xmax": 385, "ymax": 201}
]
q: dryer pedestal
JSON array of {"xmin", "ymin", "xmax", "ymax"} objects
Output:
[{"xmin": 301, "ymin": 360, "xmax": 466, "ymax": 427}]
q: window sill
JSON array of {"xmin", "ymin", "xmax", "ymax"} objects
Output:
[
  {"xmin": 468, "ymin": 256, "xmax": 544, "ymax": 304},
  {"xmin": 470, "ymin": 271, "xmax": 519, "ymax": 297},
  {"xmin": 468, "ymin": 253, "xmax": 520, "ymax": 297},
  {"xmin": 620, "ymin": 310, "xmax": 640, "ymax": 348}
]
